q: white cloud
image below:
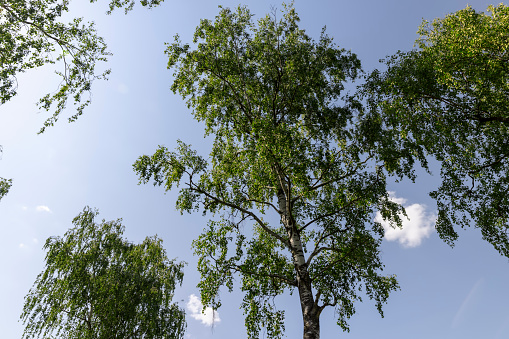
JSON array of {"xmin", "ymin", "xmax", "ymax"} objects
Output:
[
  {"xmin": 36, "ymin": 205, "xmax": 52, "ymax": 213},
  {"xmin": 19, "ymin": 243, "xmax": 25, "ymax": 249},
  {"xmin": 375, "ymin": 192, "xmax": 436, "ymax": 248},
  {"xmin": 186, "ymin": 294, "xmax": 221, "ymax": 326},
  {"xmin": 32, "ymin": 238, "xmax": 39, "ymax": 244}
]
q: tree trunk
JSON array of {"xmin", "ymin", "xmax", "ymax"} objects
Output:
[
  {"xmin": 298, "ymin": 269, "xmax": 320, "ymax": 339},
  {"xmin": 275, "ymin": 174, "xmax": 321, "ymax": 339}
]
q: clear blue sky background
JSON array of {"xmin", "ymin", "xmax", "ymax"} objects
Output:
[{"xmin": 1, "ymin": 1, "xmax": 509, "ymax": 338}]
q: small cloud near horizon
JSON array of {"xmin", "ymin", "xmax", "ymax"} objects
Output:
[
  {"xmin": 186, "ymin": 294, "xmax": 221, "ymax": 327},
  {"xmin": 36, "ymin": 205, "xmax": 52, "ymax": 213},
  {"xmin": 375, "ymin": 192, "xmax": 436, "ymax": 248}
]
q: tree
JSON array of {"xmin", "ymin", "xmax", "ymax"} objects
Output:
[
  {"xmin": 134, "ymin": 5, "xmax": 413, "ymax": 339},
  {"xmin": 0, "ymin": 0, "xmax": 164, "ymax": 201},
  {"xmin": 20, "ymin": 206, "xmax": 186, "ymax": 339},
  {"xmin": 361, "ymin": 4, "xmax": 509, "ymax": 257}
]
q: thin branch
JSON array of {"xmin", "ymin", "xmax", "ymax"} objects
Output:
[
  {"xmin": 243, "ymin": 196, "xmax": 282, "ymax": 215},
  {"xmin": 305, "ymin": 220, "xmax": 356, "ymax": 267},
  {"xmin": 417, "ymin": 92, "xmax": 509, "ymax": 125},
  {"xmin": 207, "ymin": 65, "xmax": 253, "ymax": 124},
  {"xmin": 292, "ymin": 153, "xmax": 375, "ymax": 205},
  {"xmin": 299, "ymin": 195, "xmax": 365, "ymax": 233},
  {"xmin": 472, "ymin": 115, "xmax": 509, "ymax": 124},
  {"xmin": 228, "ymin": 264, "xmax": 297, "ymax": 287},
  {"xmin": 318, "ymin": 294, "xmax": 338, "ymax": 311},
  {"xmin": 227, "ymin": 24, "xmax": 254, "ymax": 116},
  {"xmin": 314, "ymin": 289, "xmax": 322, "ymax": 305},
  {"xmin": 468, "ymin": 153, "xmax": 509, "ymax": 175},
  {"xmin": 187, "ymin": 177, "xmax": 288, "ymax": 246},
  {"xmin": 313, "ymin": 245, "xmax": 362, "ymax": 281}
]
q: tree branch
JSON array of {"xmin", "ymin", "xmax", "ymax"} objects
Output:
[
  {"xmin": 187, "ymin": 177, "xmax": 288, "ymax": 246},
  {"xmin": 291, "ymin": 153, "xmax": 375, "ymax": 205},
  {"xmin": 229, "ymin": 263, "xmax": 297, "ymax": 287},
  {"xmin": 299, "ymin": 194, "xmax": 365, "ymax": 233},
  {"xmin": 468, "ymin": 152, "xmax": 509, "ymax": 175}
]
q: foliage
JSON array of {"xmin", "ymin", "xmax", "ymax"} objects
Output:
[
  {"xmin": 0, "ymin": 146, "xmax": 12, "ymax": 201},
  {"xmin": 0, "ymin": 0, "xmax": 165, "ymax": 133},
  {"xmin": 20, "ymin": 206, "xmax": 185, "ymax": 339},
  {"xmin": 93, "ymin": 0, "xmax": 165, "ymax": 14},
  {"xmin": 361, "ymin": 4, "xmax": 509, "ymax": 256},
  {"xmin": 0, "ymin": 177, "xmax": 12, "ymax": 201},
  {"xmin": 134, "ymin": 4, "xmax": 410, "ymax": 338},
  {"xmin": 0, "ymin": 0, "xmax": 164, "ymax": 201},
  {"xmin": 1, "ymin": 0, "xmax": 108, "ymax": 133}
]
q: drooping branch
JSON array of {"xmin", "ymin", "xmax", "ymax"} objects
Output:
[{"xmin": 243, "ymin": 195, "xmax": 282, "ymax": 215}]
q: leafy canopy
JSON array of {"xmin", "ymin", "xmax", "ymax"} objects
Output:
[
  {"xmin": 21, "ymin": 206, "xmax": 185, "ymax": 339},
  {"xmin": 361, "ymin": 4, "xmax": 509, "ymax": 256},
  {"xmin": 135, "ymin": 4, "xmax": 408, "ymax": 338}
]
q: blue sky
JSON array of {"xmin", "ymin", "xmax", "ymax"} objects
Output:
[{"xmin": 1, "ymin": 1, "xmax": 509, "ymax": 338}]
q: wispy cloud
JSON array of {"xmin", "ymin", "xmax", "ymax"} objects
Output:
[
  {"xmin": 452, "ymin": 278, "xmax": 483, "ymax": 328},
  {"xmin": 186, "ymin": 294, "xmax": 221, "ymax": 326},
  {"xmin": 375, "ymin": 192, "xmax": 436, "ymax": 247},
  {"xmin": 36, "ymin": 205, "xmax": 52, "ymax": 213}
]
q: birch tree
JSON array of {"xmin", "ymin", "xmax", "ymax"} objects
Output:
[
  {"xmin": 21, "ymin": 206, "xmax": 185, "ymax": 339},
  {"xmin": 134, "ymin": 5, "xmax": 414, "ymax": 338}
]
